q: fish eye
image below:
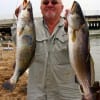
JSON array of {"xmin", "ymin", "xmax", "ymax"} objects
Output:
[{"xmin": 27, "ymin": 8, "xmax": 31, "ymax": 12}]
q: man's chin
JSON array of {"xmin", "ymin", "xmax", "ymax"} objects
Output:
[{"xmin": 45, "ymin": 13, "xmax": 56, "ymax": 19}]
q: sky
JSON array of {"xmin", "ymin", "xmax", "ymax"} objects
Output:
[{"xmin": 0, "ymin": 0, "xmax": 100, "ymax": 19}]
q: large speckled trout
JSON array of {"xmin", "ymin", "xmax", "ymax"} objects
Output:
[
  {"xmin": 2, "ymin": 0, "xmax": 36, "ymax": 91},
  {"xmin": 67, "ymin": 1, "xmax": 95, "ymax": 99}
]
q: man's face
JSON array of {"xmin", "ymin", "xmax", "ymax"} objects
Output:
[{"xmin": 40, "ymin": 0, "xmax": 63, "ymax": 19}]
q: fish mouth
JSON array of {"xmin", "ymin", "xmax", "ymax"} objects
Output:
[
  {"xmin": 70, "ymin": 1, "xmax": 85, "ymax": 25},
  {"xmin": 23, "ymin": 0, "xmax": 30, "ymax": 9},
  {"xmin": 71, "ymin": 1, "xmax": 77, "ymax": 14},
  {"xmin": 15, "ymin": 0, "xmax": 31, "ymax": 18}
]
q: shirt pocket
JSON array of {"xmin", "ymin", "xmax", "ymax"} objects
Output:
[
  {"xmin": 53, "ymin": 33, "xmax": 69, "ymax": 64},
  {"xmin": 54, "ymin": 33, "xmax": 68, "ymax": 51},
  {"xmin": 35, "ymin": 36, "xmax": 47, "ymax": 56}
]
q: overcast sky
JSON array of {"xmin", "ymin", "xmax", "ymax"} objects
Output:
[{"xmin": 0, "ymin": 0, "xmax": 100, "ymax": 19}]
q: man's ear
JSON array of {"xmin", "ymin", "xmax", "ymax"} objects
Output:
[
  {"xmin": 40, "ymin": 5, "xmax": 42, "ymax": 11},
  {"xmin": 61, "ymin": 5, "xmax": 64, "ymax": 11}
]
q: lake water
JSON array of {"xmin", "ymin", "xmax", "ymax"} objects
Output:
[{"xmin": 90, "ymin": 30, "xmax": 100, "ymax": 81}]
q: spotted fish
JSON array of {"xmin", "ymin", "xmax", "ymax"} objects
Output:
[
  {"xmin": 2, "ymin": 0, "xmax": 36, "ymax": 91},
  {"xmin": 67, "ymin": 1, "xmax": 95, "ymax": 99}
]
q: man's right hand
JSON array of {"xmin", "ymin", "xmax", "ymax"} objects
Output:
[{"xmin": 63, "ymin": 9, "xmax": 69, "ymax": 32}]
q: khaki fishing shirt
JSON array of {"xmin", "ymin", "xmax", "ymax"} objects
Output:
[{"xmin": 27, "ymin": 18, "xmax": 81, "ymax": 100}]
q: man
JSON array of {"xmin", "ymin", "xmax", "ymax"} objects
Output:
[{"xmin": 27, "ymin": 0, "xmax": 81, "ymax": 100}]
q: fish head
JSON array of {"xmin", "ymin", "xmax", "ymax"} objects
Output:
[
  {"xmin": 15, "ymin": 0, "xmax": 33, "ymax": 21},
  {"xmin": 67, "ymin": 1, "xmax": 85, "ymax": 30}
]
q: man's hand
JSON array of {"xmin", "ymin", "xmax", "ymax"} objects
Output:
[
  {"xmin": 82, "ymin": 93, "xmax": 94, "ymax": 100},
  {"xmin": 81, "ymin": 81, "xmax": 100, "ymax": 100},
  {"xmin": 64, "ymin": 9, "xmax": 69, "ymax": 32}
]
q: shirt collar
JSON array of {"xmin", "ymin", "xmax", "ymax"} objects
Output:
[{"xmin": 42, "ymin": 17, "xmax": 64, "ymax": 28}]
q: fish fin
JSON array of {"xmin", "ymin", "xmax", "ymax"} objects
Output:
[
  {"xmin": 2, "ymin": 80, "xmax": 16, "ymax": 91},
  {"xmin": 86, "ymin": 54, "xmax": 95, "ymax": 86},
  {"xmin": 72, "ymin": 30, "xmax": 76, "ymax": 42},
  {"xmin": 90, "ymin": 55, "xmax": 95, "ymax": 86},
  {"xmin": 18, "ymin": 27, "xmax": 24, "ymax": 36}
]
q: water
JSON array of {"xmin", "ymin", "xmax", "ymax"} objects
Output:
[{"xmin": 90, "ymin": 31, "xmax": 100, "ymax": 81}]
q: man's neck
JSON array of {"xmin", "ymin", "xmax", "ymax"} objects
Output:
[{"xmin": 44, "ymin": 17, "xmax": 60, "ymax": 34}]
